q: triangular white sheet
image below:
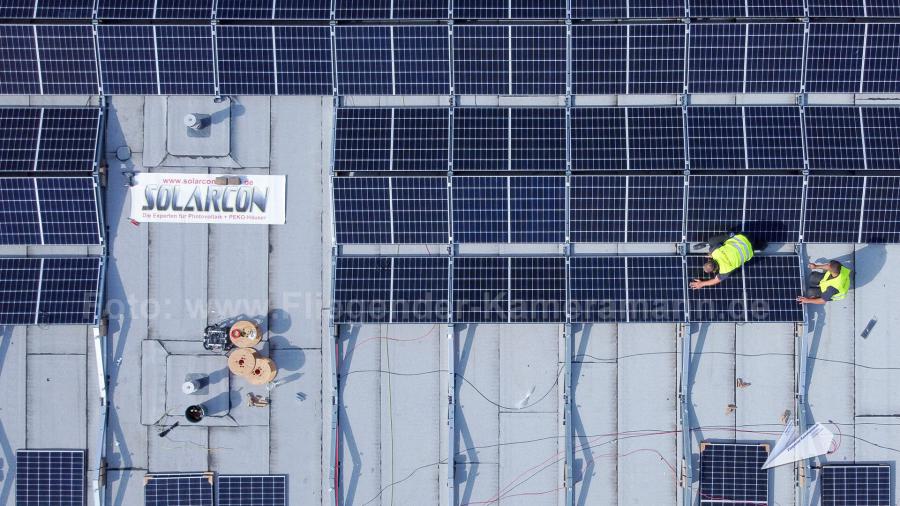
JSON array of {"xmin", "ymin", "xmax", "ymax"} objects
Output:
[{"xmin": 763, "ymin": 421, "xmax": 835, "ymax": 469}]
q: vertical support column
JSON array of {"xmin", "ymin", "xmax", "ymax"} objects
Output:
[
  {"xmin": 678, "ymin": 322, "xmax": 693, "ymax": 506},
  {"xmin": 563, "ymin": 10, "xmax": 575, "ymax": 504},
  {"xmin": 795, "ymin": 245, "xmax": 812, "ymax": 506},
  {"xmin": 446, "ymin": 319, "xmax": 456, "ymax": 506},
  {"xmin": 328, "ymin": 94, "xmax": 341, "ymax": 506}
]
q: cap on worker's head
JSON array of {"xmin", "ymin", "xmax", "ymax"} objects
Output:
[
  {"xmin": 829, "ymin": 260, "xmax": 842, "ymax": 273},
  {"xmin": 703, "ymin": 260, "xmax": 717, "ymax": 274}
]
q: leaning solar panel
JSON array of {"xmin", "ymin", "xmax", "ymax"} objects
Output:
[
  {"xmin": 744, "ymin": 175, "xmax": 803, "ymax": 243},
  {"xmin": 511, "ymin": 26, "xmax": 566, "ymax": 95},
  {"xmin": 391, "ymin": 177, "xmax": 449, "ymax": 243},
  {"xmin": 39, "ymin": 257, "xmax": 102, "ymax": 325},
  {"xmin": 807, "ymin": 0, "xmax": 865, "ymax": 17},
  {"xmin": 275, "ymin": 0, "xmax": 332, "ymax": 19},
  {"xmin": 744, "ymin": 255, "xmax": 803, "ymax": 322},
  {"xmin": 36, "ymin": 177, "xmax": 102, "ymax": 245},
  {"xmin": 570, "ymin": 256, "xmax": 627, "ymax": 322},
  {"xmin": 333, "ymin": 256, "xmax": 391, "ymax": 323},
  {"xmin": 628, "ymin": 25, "xmax": 686, "ymax": 94},
  {"xmin": 392, "ymin": 108, "xmax": 449, "ymax": 171},
  {"xmin": 627, "ymin": 175, "xmax": 684, "ymax": 242},
  {"xmin": 274, "ymin": 26, "xmax": 333, "ymax": 95},
  {"xmin": 821, "ymin": 464, "xmax": 891, "ymax": 506},
  {"xmin": 510, "ymin": 108, "xmax": 566, "ymax": 171},
  {"xmin": 0, "ymin": 178, "xmax": 40, "ymax": 244},
  {"xmin": 453, "ymin": 108, "xmax": 509, "ymax": 171},
  {"xmin": 687, "ymin": 107, "xmax": 745, "ymax": 171},
  {"xmin": 509, "ymin": 176, "xmax": 565, "ymax": 243},
  {"xmin": 215, "ymin": 0, "xmax": 272, "ymax": 19},
  {"xmin": 0, "ymin": 108, "xmax": 40, "ymax": 170},
  {"xmin": 570, "ymin": 175, "xmax": 627, "ymax": 242},
  {"xmin": 154, "ymin": 0, "xmax": 214, "ymax": 19},
  {"xmin": 805, "ymin": 107, "xmax": 865, "ymax": 171},
  {"xmin": 155, "ymin": 26, "xmax": 216, "ymax": 95},
  {"xmin": 34, "ymin": 0, "xmax": 94, "ymax": 18},
  {"xmin": 217, "ymin": 475, "xmax": 287, "ymax": 506},
  {"xmin": 745, "ymin": 24, "xmax": 804, "ymax": 94},
  {"xmin": 0, "ymin": 26, "xmax": 40, "ymax": 94},
  {"xmin": 861, "ymin": 177, "xmax": 900, "ymax": 243},
  {"xmin": 335, "ymin": 26, "xmax": 392, "ymax": 95},
  {"xmin": 689, "ymin": 0, "xmax": 744, "ymax": 17},
  {"xmin": 452, "ymin": 176, "xmax": 508, "ymax": 242},
  {"xmin": 862, "ymin": 107, "xmax": 900, "ymax": 170},
  {"xmin": 99, "ymin": 0, "xmax": 214, "ymax": 18},
  {"xmin": 454, "ymin": 26, "xmax": 509, "ymax": 95},
  {"xmin": 571, "ymin": 0, "xmax": 627, "ymax": 19},
  {"xmin": 333, "ymin": 108, "xmax": 391, "ymax": 171},
  {"xmin": 392, "ymin": 257, "xmax": 449, "ymax": 323},
  {"xmin": 805, "ymin": 24, "xmax": 865, "ymax": 94},
  {"xmin": 510, "ymin": 257, "xmax": 565, "ymax": 322},
  {"xmin": 0, "ymin": 257, "xmax": 40, "ymax": 324},
  {"xmin": 866, "ymin": 2, "xmax": 900, "ymax": 17},
  {"xmin": 336, "ymin": 0, "xmax": 449, "ymax": 19},
  {"xmin": 16, "ymin": 449, "xmax": 85, "ymax": 505},
  {"xmin": 144, "ymin": 473, "xmax": 214, "ymax": 506},
  {"xmin": 804, "ymin": 175, "xmax": 864, "ymax": 243},
  {"xmin": 0, "ymin": 1, "xmax": 32, "ymax": 18},
  {"xmin": 688, "ymin": 24, "xmax": 745, "ymax": 94},
  {"xmin": 630, "ymin": 1, "xmax": 685, "ymax": 18},
  {"xmin": 863, "ymin": 24, "xmax": 900, "ymax": 93},
  {"xmin": 332, "ymin": 177, "xmax": 390, "ymax": 243},
  {"xmin": 37, "ymin": 108, "xmax": 100, "ymax": 172},
  {"xmin": 97, "ymin": 0, "xmax": 154, "ymax": 18},
  {"xmin": 453, "ymin": 0, "xmax": 566, "ymax": 19},
  {"xmin": 626, "ymin": 256, "xmax": 684, "ymax": 322},
  {"xmin": 687, "ymin": 254, "xmax": 744, "ymax": 322},
  {"xmin": 628, "ymin": 107, "xmax": 685, "ymax": 171},
  {"xmin": 98, "ymin": 25, "xmax": 158, "ymax": 95},
  {"xmin": 570, "ymin": 108, "xmax": 627, "ymax": 171},
  {"xmin": 393, "ymin": 25, "xmax": 451, "ymax": 95},
  {"xmin": 686, "ymin": 175, "xmax": 743, "ymax": 243},
  {"xmin": 571, "ymin": 25, "xmax": 627, "ymax": 95},
  {"xmin": 216, "ymin": 26, "xmax": 275, "ymax": 95},
  {"xmin": 699, "ymin": 443, "xmax": 769, "ymax": 505},
  {"xmin": 744, "ymin": 106, "xmax": 804, "ymax": 170},
  {"xmin": 453, "ymin": 256, "xmax": 508, "ymax": 323},
  {"xmin": 745, "ymin": 0, "xmax": 804, "ymax": 17},
  {"xmin": 36, "ymin": 25, "xmax": 98, "ymax": 94}
]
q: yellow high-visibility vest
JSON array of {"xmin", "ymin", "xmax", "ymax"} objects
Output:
[
  {"xmin": 709, "ymin": 234, "xmax": 754, "ymax": 275},
  {"xmin": 819, "ymin": 266, "xmax": 852, "ymax": 301}
]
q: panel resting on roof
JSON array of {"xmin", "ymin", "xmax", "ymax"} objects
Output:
[
  {"xmin": 16, "ymin": 449, "xmax": 86, "ymax": 505},
  {"xmin": 699, "ymin": 442, "xmax": 769, "ymax": 505},
  {"xmin": 821, "ymin": 464, "xmax": 891, "ymax": 506}
]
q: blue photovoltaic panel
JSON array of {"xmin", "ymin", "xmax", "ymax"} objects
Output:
[
  {"xmin": 746, "ymin": 23, "xmax": 804, "ymax": 94},
  {"xmin": 863, "ymin": 24, "xmax": 900, "ymax": 94},
  {"xmin": 0, "ymin": 26, "xmax": 40, "ymax": 94},
  {"xmin": 807, "ymin": 0, "xmax": 865, "ymax": 17},
  {"xmin": 822, "ymin": 464, "xmax": 891, "ymax": 506},
  {"xmin": 745, "ymin": 175, "xmax": 803, "ymax": 243},
  {"xmin": 0, "ymin": 178, "xmax": 40, "ymax": 245},
  {"xmin": 699, "ymin": 443, "xmax": 768, "ymax": 505},
  {"xmin": 570, "ymin": 175, "xmax": 626, "ymax": 242},
  {"xmin": 391, "ymin": 177, "xmax": 449, "ymax": 243},
  {"xmin": 454, "ymin": 26, "xmax": 509, "ymax": 95},
  {"xmin": 629, "ymin": 24, "xmax": 686, "ymax": 94},
  {"xmin": 332, "ymin": 177, "xmax": 390, "ymax": 243},
  {"xmin": 98, "ymin": 25, "xmax": 158, "ymax": 95},
  {"xmin": 627, "ymin": 256, "xmax": 684, "ymax": 322},
  {"xmin": 686, "ymin": 175, "xmax": 744, "ymax": 242},
  {"xmin": 511, "ymin": 108, "xmax": 566, "ymax": 171},
  {"xmin": 806, "ymin": 24, "xmax": 864, "ymax": 94},
  {"xmin": 274, "ymin": 26, "xmax": 333, "ymax": 95},
  {"xmin": 862, "ymin": 107, "xmax": 900, "ymax": 171},
  {"xmin": 336, "ymin": 0, "xmax": 448, "ymax": 19},
  {"xmin": 394, "ymin": 0, "xmax": 448, "ymax": 19},
  {"xmin": 0, "ymin": 258, "xmax": 40, "ymax": 324},
  {"xmin": 453, "ymin": 256, "xmax": 508, "ymax": 323},
  {"xmin": 688, "ymin": 24, "xmax": 745, "ymax": 94},
  {"xmin": 216, "ymin": 26, "xmax": 275, "ymax": 95},
  {"xmin": 97, "ymin": 0, "xmax": 154, "ymax": 18},
  {"xmin": 861, "ymin": 177, "xmax": 900, "ymax": 243},
  {"xmin": 392, "ymin": 257, "xmax": 449, "ymax": 323},
  {"xmin": 393, "ymin": 108, "xmax": 449, "ymax": 171},
  {"xmin": 16, "ymin": 449, "xmax": 86, "ymax": 506},
  {"xmin": 746, "ymin": 0, "xmax": 804, "ymax": 17},
  {"xmin": 511, "ymin": 0, "xmax": 566, "ymax": 19},
  {"xmin": 745, "ymin": 256, "xmax": 803, "ymax": 322},
  {"xmin": 630, "ymin": 1, "xmax": 684, "ymax": 17},
  {"xmin": 335, "ymin": 26, "xmax": 392, "ymax": 95},
  {"xmin": 393, "ymin": 25, "xmax": 450, "ymax": 95},
  {"xmin": 333, "ymin": 108, "xmax": 390, "ymax": 172},
  {"xmin": 805, "ymin": 107, "xmax": 865, "ymax": 171},
  {"xmin": 452, "ymin": 0, "xmax": 505, "ymax": 18},
  {"xmin": 452, "ymin": 176, "xmax": 507, "ymax": 243},
  {"xmin": 867, "ymin": 3, "xmax": 900, "ymax": 17},
  {"xmin": 689, "ymin": 0, "xmax": 743, "ymax": 17},
  {"xmin": 688, "ymin": 255, "xmax": 744, "ymax": 322},
  {"xmin": 804, "ymin": 175, "xmax": 863, "ymax": 243},
  {"xmin": 38, "ymin": 257, "xmax": 101, "ymax": 325},
  {"xmin": 628, "ymin": 107, "xmax": 685, "ymax": 171},
  {"xmin": 0, "ymin": 108, "xmax": 40, "ymax": 170},
  {"xmin": 333, "ymin": 256, "xmax": 391, "ymax": 323},
  {"xmin": 453, "ymin": 108, "xmax": 508, "ymax": 171},
  {"xmin": 687, "ymin": 107, "xmax": 745, "ymax": 171},
  {"xmin": 570, "ymin": 108, "xmax": 627, "ymax": 171},
  {"xmin": 511, "ymin": 25, "xmax": 566, "ymax": 95},
  {"xmin": 154, "ymin": 0, "xmax": 213, "ymax": 19},
  {"xmin": 144, "ymin": 473, "xmax": 214, "ymax": 506},
  {"xmin": 510, "ymin": 257, "xmax": 565, "ymax": 323},
  {"xmin": 35, "ymin": 0, "xmax": 94, "ymax": 18},
  {"xmin": 36, "ymin": 177, "xmax": 101, "ymax": 245},
  {"xmin": 745, "ymin": 107, "xmax": 804, "ymax": 170},
  {"xmin": 571, "ymin": 25, "xmax": 627, "ymax": 95},
  {"xmin": 38, "ymin": 108, "xmax": 100, "ymax": 172},
  {"xmin": 155, "ymin": 26, "xmax": 215, "ymax": 95},
  {"xmin": 215, "ymin": 0, "xmax": 271, "ymax": 19},
  {"xmin": 571, "ymin": 1, "xmax": 627, "ymax": 19},
  {"xmin": 628, "ymin": 175, "xmax": 684, "ymax": 242},
  {"xmin": 570, "ymin": 256, "xmax": 627, "ymax": 322},
  {"xmin": 509, "ymin": 176, "xmax": 565, "ymax": 243},
  {"xmin": 0, "ymin": 2, "xmax": 32, "ymax": 18},
  {"xmin": 334, "ymin": 0, "xmax": 389, "ymax": 19},
  {"xmin": 217, "ymin": 475, "xmax": 287, "ymax": 506},
  {"xmin": 275, "ymin": 0, "xmax": 332, "ymax": 19}
]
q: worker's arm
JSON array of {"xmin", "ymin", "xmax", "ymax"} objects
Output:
[
  {"xmin": 690, "ymin": 276, "xmax": 721, "ymax": 289},
  {"xmin": 808, "ymin": 262, "xmax": 830, "ymax": 270},
  {"xmin": 796, "ymin": 296, "xmax": 826, "ymax": 305}
]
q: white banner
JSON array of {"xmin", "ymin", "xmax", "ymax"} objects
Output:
[{"xmin": 129, "ymin": 173, "xmax": 286, "ymax": 224}]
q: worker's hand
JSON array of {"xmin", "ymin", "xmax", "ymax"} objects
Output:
[
  {"xmin": 796, "ymin": 296, "xmax": 808, "ymax": 304},
  {"xmin": 807, "ymin": 262, "xmax": 817, "ymax": 270},
  {"xmin": 689, "ymin": 279, "xmax": 704, "ymax": 290}
]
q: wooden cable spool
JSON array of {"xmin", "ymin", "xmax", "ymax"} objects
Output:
[
  {"xmin": 247, "ymin": 357, "xmax": 278, "ymax": 385},
  {"xmin": 227, "ymin": 348, "xmax": 260, "ymax": 377},
  {"xmin": 229, "ymin": 320, "xmax": 261, "ymax": 348}
]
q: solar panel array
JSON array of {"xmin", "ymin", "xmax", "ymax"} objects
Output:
[
  {"xmin": 699, "ymin": 442, "xmax": 769, "ymax": 505},
  {"xmin": 821, "ymin": 464, "xmax": 891, "ymax": 506},
  {"xmin": 144, "ymin": 473, "xmax": 214, "ymax": 506},
  {"xmin": 217, "ymin": 475, "xmax": 288, "ymax": 506},
  {"xmin": 0, "ymin": 107, "xmax": 100, "ymax": 172},
  {"xmin": 16, "ymin": 449, "xmax": 86, "ymax": 506},
  {"xmin": 0, "ymin": 257, "xmax": 102, "ymax": 325}
]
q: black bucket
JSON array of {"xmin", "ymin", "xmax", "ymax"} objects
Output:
[{"xmin": 185, "ymin": 404, "xmax": 206, "ymax": 423}]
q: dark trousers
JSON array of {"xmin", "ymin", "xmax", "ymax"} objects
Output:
[
  {"xmin": 708, "ymin": 232, "xmax": 766, "ymax": 251},
  {"xmin": 807, "ymin": 271, "xmax": 825, "ymax": 298}
]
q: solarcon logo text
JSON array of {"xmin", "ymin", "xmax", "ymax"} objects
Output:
[{"xmin": 141, "ymin": 184, "xmax": 269, "ymax": 213}]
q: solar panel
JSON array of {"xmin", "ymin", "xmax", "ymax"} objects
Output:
[
  {"xmin": 626, "ymin": 256, "xmax": 684, "ymax": 322},
  {"xmin": 16, "ymin": 449, "xmax": 86, "ymax": 505},
  {"xmin": 509, "ymin": 176, "xmax": 565, "ymax": 243},
  {"xmin": 571, "ymin": 1, "xmax": 627, "ymax": 19},
  {"xmin": 453, "ymin": 26, "xmax": 509, "ymax": 95},
  {"xmin": 805, "ymin": 24, "xmax": 864, "ymax": 94},
  {"xmin": 38, "ymin": 257, "xmax": 102, "ymax": 325},
  {"xmin": 0, "ymin": 108, "xmax": 40, "ymax": 170},
  {"xmin": 744, "ymin": 255, "xmax": 803, "ymax": 322},
  {"xmin": 0, "ymin": 178, "xmax": 41, "ymax": 245},
  {"xmin": 452, "ymin": 0, "xmax": 506, "ymax": 19},
  {"xmin": 570, "ymin": 175, "xmax": 627, "ymax": 242},
  {"xmin": 144, "ymin": 473, "xmax": 214, "ymax": 506},
  {"xmin": 391, "ymin": 256, "xmax": 449, "ymax": 323},
  {"xmin": 334, "ymin": 0, "xmax": 389, "ymax": 19},
  {"xmin": 688, "ymin": 24, "xmax": 745, "ymax": 94},
  {"xmin": 804, "ymin": 175, "xmax": 864, "ymax": 243},
  {"xmin": 0, "ymin": 1, "xmax": 32, "ymax": 18},
  {"xmin": 630, "ymin": 1, "xmax": 685, "ymax": 18},
  {"xmin": 216, "ymin": 26, "xmax": 276, "ymax": 95},
  {"xmin": 744, "ymin": 175, "xmax": 803, "ymax": 243},
  {"xmin": 571, "ymin": 25, "xmax": 627, "ymax": 95},
  {"xmin": 36, "ymin": 25, "xmax": 99, "ymax": 95},
  {"xmin": 38, "ymin": 108, "xmax": 100, "ymax": 172},
  {"xmin": 570, "ymin": 256, "xmax": 627, "ymax": 322},
  {"xmin": 745, "ymin": 23, "xmax": 804, "ymax": 94},
  {"xmin": 393, "ymin": 25, "xmax": 450, "ymax": 95},
  {"xmin": 866, "ymin": 3, "xmax": 900, "ymax": 17},
  {"xmin": 511, "ymin": 0, "xmax": 566, "ymax": 19},
  {"xmin": 393, "ymin": 108, "xmax": 449, "ymax": 171},
  {"xmin": 333, "ymin": 108, "xmax": 391, "ymax": 172},
  {"xmin": 570, "ymin": 107, "xmax": 627, "ymax": 171},
  {"xmin": 510, "ymin": 108, "xmax": 566, "ymax": 171},
  {"xmin": 511, "ymin": 25, "xmax": 566, "ymax": 95},
  {"xmin": 275, "ymin": 0, "xmax": 332, "ymax": 19},
  {"xmin": 689, "ymin": 0, "xmax": 744, "ymax": 17},
  {"xmin": 155, "ymin": 25, "xmax": 215, "ymax": 95},
  {"xmin": 0, "ymin": 26, "xmax": 41, "ymax": 94},
  {"xmin": 97, "ymin": 0, "xmax": 154, "ymax": 18},
  {"xmin": 332, "ymin": 177, "xmax": 390, "ymax": 243},
  {"xmin": 746, "ymin": 0, "xmax": 804, "ymax": 17},
  {"xmin": 863, "ymin": 24, "xmax": 900, "ymax": 93},
  {"xmin": 862, "ymin": 107, "xmax": 900, "ymax": 170},
  {"xmin": 453, "ymin": 108, "xmax": 508, "ymax": 171},
  {"xmin": 452, "ymin": 176, "xmax": 507, "ymax": 243},
  {"xmin": 333, "ymin": 256, "xmax": 391, "ymax": 323},
  {"xmin": 861, "ymin": 176, "xmax": 900, "ymax": 243},
  {"xmin": 35, "ymin": 0, "xmax": 94, "ymax": 18},
  {"xmin": 0, "ymin": 257, "xmax": 40, "ymax": 325},
  {"xmin": 335, "ymin": 26, "xmax": 392, "ymax": 95},
  {"xmin": 687, "ymin": 255, "xmax": 744, "ymax": 322},
  {"xmin": 274, "ymin": 26, "xmax": 333, "ymax": 95},
  {"xmin": 155, "ymin": 0, "xmax": 214, "ymax": 19},
  {"xmin": 217, "ymin": 475, "xmax": 287, "ymax": 506},
  {"xmin": 391, "ymin": 177, "xmax": 449, "ymax": 243},
  {"xmin": 97, "ymin": 25, "xmax": 158, "ymax": 95},
  {"xmin": 807, "ymin": 0, "xmax": 865, "ymax": 17},
  {"xmin": 628, "ymin": 24, "xmax": 686, "ymax": 94},
  {"xmin": 453, "ymin": 256, "xmax": 508, "ymax": 323},
  {"xmin": 686, "ymin": 175, "xmax": 744, "ymax": 242},
  {"xmin": 687, "ymin": 107, "xmax": 745, "ymax": 171},
  {"xmin": 509, "ymin": 257, "xmax": 565, "ymax": 322},
  {"xmin": 36, "ymin": 177, "xmax": 101, "ymax": 245},
  {"xmin": 744, "ymin": 106, "xmax": 803, "ymax": 170},
  {"xmin": 805, "ymin": 107, "xmax": 865, "ymax": 171},
  {"xmin": 699, "ymin": 443, "xmax": 769, "ymax": 505},
  {"xmin": 627, "ymin": 175, "xmax": 684, "ymax": 243},
  {"xmin": 628, "ymin": 107, "xmax": 685, "ymax": 171},
  {"xmin": 336, "ymin": 0, "xmax": 448, "ymax": 19},
  {"xmin": 821, "ymin": 464, "xmax": 891, "ymax": 506},
  {"xmin": 215, "ymin": 0, "xmax": 272, "ymax": 19}
]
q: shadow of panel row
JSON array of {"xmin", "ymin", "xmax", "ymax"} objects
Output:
[
  {"xmin": 331, "ymin": 254, "xmax": 803, "ymax": 324},
  {"xmin": 2, "ymin": 23, "xmax": 900, "ymax": 95}
]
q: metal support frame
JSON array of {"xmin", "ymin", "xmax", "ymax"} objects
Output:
[
  {"xmin": 563, "ymin": 8, "xmax": 576, "ymax": 504},
  {"xmin": 794, "ymin": 244, "xmax": 812, "ymax": 506}
]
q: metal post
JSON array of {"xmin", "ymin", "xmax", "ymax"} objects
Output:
[
  {"xmin": 795, "ymin": 245, "xmax": 812, "ymax": 506},
  {"xmin": 91, "ymin": 325, "xmax": 108, "ymax": 506},
  {"xmin": 678, "ymin": 323, "xmax": 693, "ymax": 506},
  {"xmin": 563, "ymin": 323, "xmax": 575, "ymax": 506}
]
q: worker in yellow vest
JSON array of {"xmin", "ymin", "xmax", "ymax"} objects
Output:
[
  {"xmin": 689, "ymin": 232, "xmax": 757, "ymax": 289},
  {"xmin": 796, "ymin": 260, "xmax": 852, "ymax": 304}
]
